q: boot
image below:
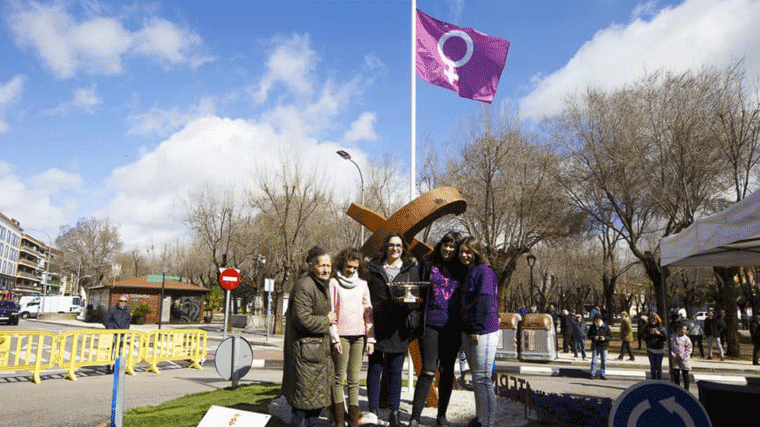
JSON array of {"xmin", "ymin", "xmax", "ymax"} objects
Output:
[
  {"xmin": 389, "ymin": 410, "xmax": 400, "ymax": 427},
  {"xmin": 347, "ymin": 405, "xmax": 360, "ymax": 427},
  {"xmin": 331, "ymin": 402, "xmax": 345, "ymax": 427}
]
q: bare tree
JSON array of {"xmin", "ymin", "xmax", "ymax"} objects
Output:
[
  {"xmin": 248, "ymin": 159, "xmax": 333, "ymax": 333},
  {"xmin": 56, "ymin": 217, "xmax": 123, "ymax": 291},
  {"xmin": 444, "ymin": 109, "xmax": 584, "ymax": 311}
]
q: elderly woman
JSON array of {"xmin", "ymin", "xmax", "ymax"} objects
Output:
[{"xmin": 282, "ymin": 246, "xmax": 337, "ymax": 427}]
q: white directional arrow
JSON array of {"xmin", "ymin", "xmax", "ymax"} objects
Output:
[
  {"xmin": 627, "ymin": 399, "xmax": 650, "ymax": 427},
  {"xmin": 660, "ymin": 396, "xmax": 695, "ymax": 427}
]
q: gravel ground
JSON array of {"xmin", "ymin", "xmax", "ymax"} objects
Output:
[{"xmin": 269, "ymin": 389, "xmax": 529, "ymax": 427}]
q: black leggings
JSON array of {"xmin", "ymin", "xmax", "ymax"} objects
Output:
[
  {"xmin": 410, "ymin": 325, "xmax": 462, "ymax": 421},
  {"xmin": 671, "ymin": 369, "xmax": 690, "ymax": 391}
]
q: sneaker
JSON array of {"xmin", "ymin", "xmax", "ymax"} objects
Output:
[
  {"xmin": 600, "ymin": 375, "xmax": 607, "ymax": 380},
  {"xmin": 436, "ymin": 415, "xmax": 451, "ymax": 427},
  {"xmin": 629, "ymin": 358, "xmax": 635, "ymax": 361},
  {"xmin": 589, "ymin": 373, "xmax": 595, "ymax": 379}
]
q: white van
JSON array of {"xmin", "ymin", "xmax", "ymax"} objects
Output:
[{"xmin": 18, "ymin": 296, "xmax": 83, "ymax": 319}]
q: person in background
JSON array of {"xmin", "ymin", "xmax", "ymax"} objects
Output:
[
  {"xmin": 408, "ymin": 231, "xmax": 464, "ymax": 427},
  {"xmin": 366, "ymin": 232, "xmax": 422, "ymax": 427},
  {"xmin": 103, "ymin": 295, "xmax": 131, "ymax": 374},
  {"xmin": 750, "ymin": 314, "xmax": 760, "ymax": 365},
  {"xmin": 459, "ymin": 236, "xmax": 500, "ymax": 427},
  {"xmin": 686, "ymin": 314, "xmax": 704, "ymax": 359},
  {"xmin": 282, "ymin": 246, "xmax": 337, "ymax": 427},
  {"xmin": 670, "ymin": 322, "xmax": 693, "ymax": 391},
  {"xmin": 617, "ymin": 311, "xmax": 635, "ymax": 361},
  {"xmin": 642, "ymin": 314, "xmax": 667, "ymax": 380},
  {"xmin": 637, "ymin": 315, "xmax": 648, "ymax": 349},
  {"xmin": 561, "ymin": 309, "xmax": 574, "ymax": 353},
  {"xmin": 587, "ymin": 314, "xmax": 611, "ymax": 380},
  {"xmin": 571, "ymin": 313, "xmax": 588, "ymax": 361},
  {"xmin": 328, "ymin": 248, "xmax": 374, "ymax": 427},
  {"xmin": 704, "ymin": 310, "xmax": 725, "ymax": 361}
]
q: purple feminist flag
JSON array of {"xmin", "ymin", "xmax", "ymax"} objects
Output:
[{"xmin": 416, "ymin": 9, "xmax": 510, "ymax": 103}]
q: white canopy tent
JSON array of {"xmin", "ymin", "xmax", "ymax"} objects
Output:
[{"xmin": 660, "ymin": 190, "xmax": 760, "ymax": 267}]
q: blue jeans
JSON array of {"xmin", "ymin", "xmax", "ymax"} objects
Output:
[
  {"xmin": 572, "ymin": 339, "xmax": 586, "ymax": 359},
  {"xmin": 462, "ymin": 330, "xmax": 500, "ymax": 427},
  {"xmin": 366, "ymin": 350, "xmax": 405, "ymax": 412},
  {"xmin": 590, "ymin": 347, "xmax": 607, "ymax": 377},
  {"xmin": 648, "ymin": 351, "xmax": 664, "ymax": 380}
]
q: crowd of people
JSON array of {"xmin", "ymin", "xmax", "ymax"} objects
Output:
[
  {"xmin": 281, "ymin": 232, "xmax": 499, "ymax": 427},
  {"xmin": 280, "ymin": 231, "xmax": 760, "ymax": 426}
]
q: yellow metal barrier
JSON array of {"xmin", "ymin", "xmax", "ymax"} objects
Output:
[
  {"xmin": 142, "ymin": 329, "xmax": 207, "ymax": 374},
  {"xmin": 0, "ymin": 330, "xmax": 58, "ymax": 384},
  {"xmin": 56, "ymin": 329, "xmax": 144, "ymax": 381}
]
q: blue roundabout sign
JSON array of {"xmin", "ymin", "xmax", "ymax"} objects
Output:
[{"xmin": 609, "ymin": 381, "xmax": 711, "ymax": 427}]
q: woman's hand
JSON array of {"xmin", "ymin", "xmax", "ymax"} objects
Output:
[
  {"xmin": 332, "ymin": 341, "xmax": 343, "ymax": 354},
  {"xmin": 366, "ymin": 343, "xmax": 374, "ymax": 355},
  {"xmin": 469, "ymin": 334, "xmax": 479, "ymax": 346}
]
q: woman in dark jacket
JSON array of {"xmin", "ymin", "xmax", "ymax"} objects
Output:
[
  {"xmin": 282, "ymin": 246, "xmax": 337, "ymax": 427},
  {"xmin": 408, "ymin": 231, "xmax": 463, "ymax": 427},
  {"xmin": 366, "ymin": 232, "xmax": 422, "ymax": 427},
  {"xmin": 642, "ymin": 313, "xmax": 667, "ymax": 380}
]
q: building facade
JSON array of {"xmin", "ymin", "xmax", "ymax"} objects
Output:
[{"xmin": 0, "ymin": 213, "xmax": 22, "ymax": 299}]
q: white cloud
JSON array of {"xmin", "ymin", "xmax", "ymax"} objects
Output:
[
  {"xmin": 131, "ymin": 17, "xmax": 214, "ymax": 69},
  {"xmin": 127, "ymin": 96, "xmax": 217, "ymax": 137},
  {"xmin": 0, "ymin": 75, "xmax": 24, "ymax": 133},
  {"xmin": 99, "ymin": 115, "xmax": 363, "ymax": 247},
  {"xmin": 44, "ymin": 83, "xmax": 102, "ymax": 115},
  {"xmin": 519, "ymin": 0, "xmax": 760, "ymax": 120},
  {"xmin": 250, "ymin": 33, "xmax": 318, "ymax": 103},
  {"xmin": 343, "ymin": 112, "xmax": 379, "ymax": 143},
  {"xmin": 5, "ymin": 1, "xmax": 212, "ymax": 79},
  {"xmin": 0, "ymin": 161, "xmax": 82, "ymax": 236}
]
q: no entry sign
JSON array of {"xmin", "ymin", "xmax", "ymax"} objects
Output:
[{"xmin": 219, "ymin": 268, "xmax": 241, "ymax": 290}]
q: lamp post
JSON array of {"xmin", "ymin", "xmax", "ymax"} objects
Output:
[
  {"xmin": 527, "ymin": 254, "xmax": 536, "ymax": 308},
  {"xmin": 337, "ymin": 150, "xmax": 365, "ymax": 244},
  {"xmin": 28, "ymin": 229, "xmax": 54, "ymax": 314},
  {"xmin": 256, "ymin": 255, "xmax": 266, "ymax": 315}
]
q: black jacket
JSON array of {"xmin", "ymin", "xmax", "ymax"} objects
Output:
[
  {"xmin": 642, "ymin": 325, "xmax": 667, "ymax": 350},
  {"xmin": 103, "ymin": 305, "xmax": 131, "ymax": 329},
  {"xmin": 366, "ymin": 258, "xmax": 423, "ymax": 353},
  {"xmin": 704, "ymin": 317, "xmax": 725, "ymax": 337},
  {"xmin": 587, "ymin": 322, "xmax": 612, "ymax": 349}
]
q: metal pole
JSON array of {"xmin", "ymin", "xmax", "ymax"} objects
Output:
[
  {"xmin": 111, "ymin": 356, "xmax": 125, "ymax": 427},
  {"xmin": 410, "ymin": 0, "xmax": 417, "ymax": 202},
  {"xmin": 158, "ymin": 273, "xmax": 165, "ymax": 329},
  {"xmin": 529, "ymin": 264, "xmax": 534, "ymax": 308},
  {"xmin": 223, "ymin": 289, "xmax": 230, "ymax": 339}
]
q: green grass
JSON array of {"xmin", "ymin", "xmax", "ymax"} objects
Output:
[{"xmin": 122, "ymin": 383, "xmax": 288, "ymax": 427}]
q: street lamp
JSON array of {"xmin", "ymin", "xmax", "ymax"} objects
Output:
[
  {"xmin": 256, "ymin": 255, "xmax": 266, "ymax": 315},
  {"xmin": 527, "ymin": 254, "xmax": 536, "ymax": 308},
  {"xmin": 337, "ymin": 150, "xmax": 365, "ymax": 244}
]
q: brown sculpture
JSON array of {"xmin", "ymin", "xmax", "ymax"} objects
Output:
[{"xmin": 346, "ymin": 187, "xmax": 467, "ymax": 408}]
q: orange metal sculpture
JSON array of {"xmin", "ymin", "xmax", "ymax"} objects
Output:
[{"xmin": 346, "ymin": 187, "xmax": 467, "ymax": 408}]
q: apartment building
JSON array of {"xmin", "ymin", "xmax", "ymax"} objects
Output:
[{"xmin": 0, "ymin": 212, "xmax": 22, "ymax": 298}]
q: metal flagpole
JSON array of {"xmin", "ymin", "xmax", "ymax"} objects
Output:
[
  {"xmin": 408, "ymin": 0, "xmax": 417, "ymax": 397},
  {"xmin": 410, "ymin": 0, "xmax": 417, "ymax": 203}
]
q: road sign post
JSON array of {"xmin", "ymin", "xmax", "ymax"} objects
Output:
[{"xmin": 219, "ymin": 269, "xmax": 241, "ymax": 339}]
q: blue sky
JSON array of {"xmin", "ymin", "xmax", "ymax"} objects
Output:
[{"xmin": 1, "ymin": 0, "xmax": 759, "ymax": 249}]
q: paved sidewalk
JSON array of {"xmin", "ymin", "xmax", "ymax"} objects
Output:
[{"xmin": 29, "ymin": 318, "xmax": 760, "ymax": 384}]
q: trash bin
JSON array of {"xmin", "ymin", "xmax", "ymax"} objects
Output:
[
  {"xmin": 519, "ymin": 313, "xmax": 557, "ymax": 361},
  {"xmin": 496, "ymin": 313, "xmax": 521, "ymax": 360}
]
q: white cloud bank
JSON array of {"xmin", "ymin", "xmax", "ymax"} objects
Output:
[
  {"xmin": 43, "ymin": 83, "xmax": 102, "ymax": 115},
  {"xmin": 5, "ymin": 1, "xmax": 213, "ymax": 79},
  {"xmin": 520, "ymin": 0, "xmax": 760, "ymax": 120},
  {"xmin": 100, "ymin": 33, "xmax": 377, "ymax": 247}
]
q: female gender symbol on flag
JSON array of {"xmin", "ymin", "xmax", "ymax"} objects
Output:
[{"xmin": 416, "ymin": 9, "xmax": 510, "ymax": 104}]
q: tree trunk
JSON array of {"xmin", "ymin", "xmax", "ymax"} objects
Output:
[
  {"xmin": 603, "ymin": 274, "xmax": 617, "ymax": 326},
  {"xmin": 714, "ymin": 267, "xmax": 741, "ymax": 358}
]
